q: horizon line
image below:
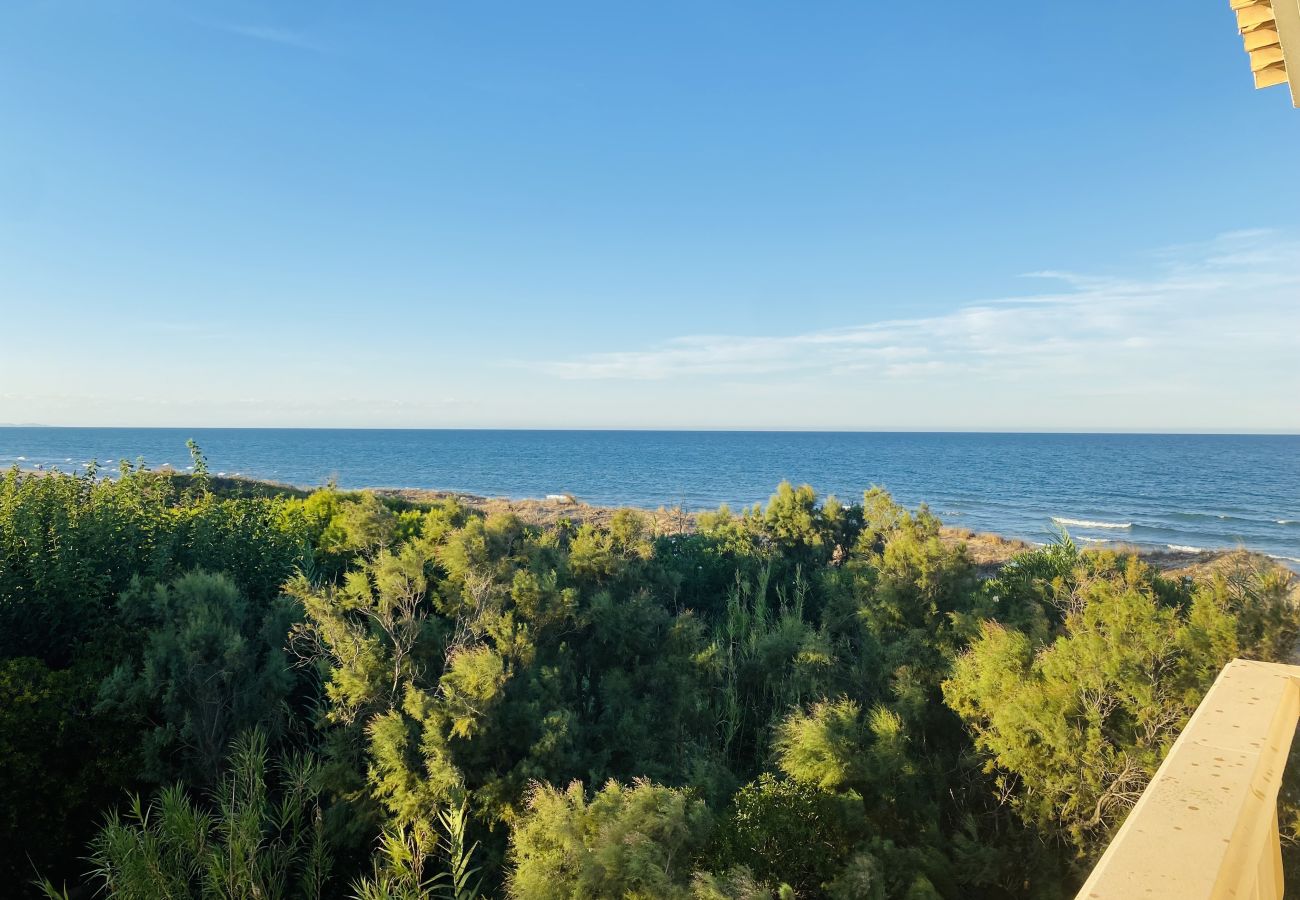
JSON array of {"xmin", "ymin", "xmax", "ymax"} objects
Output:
[{"xmin": 2, "ymin": 425, "xmax": 1298, "ymax": 437}]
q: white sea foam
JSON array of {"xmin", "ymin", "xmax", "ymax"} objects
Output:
[
  {"xmin": 1278, "ymin": 520, "xmax": 1298, "ymax": 526},
  {"xmin": 1077, "ymin": 536, "xmax": 1111, "ymax": 543},
  {"xmin": 1052, "ymin": 516, "xmax": 1132, "ymax": 530},
  {"xmin": 1166, "ymin": 544, "xmax": 1205, "ymax": 553},
  {"xmin": 1270, "ymin": 555, "xmax": 1300, "ymax": 565}
]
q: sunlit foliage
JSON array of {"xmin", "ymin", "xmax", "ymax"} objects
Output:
[{"xmin": 4, "ymin": 462, "xmax": 1296, "ymax": 899}]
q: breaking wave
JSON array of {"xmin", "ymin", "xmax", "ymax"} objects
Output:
[{"xmin": 1052, "ymin": 517, "xmax": 1132, "ymax": 530}]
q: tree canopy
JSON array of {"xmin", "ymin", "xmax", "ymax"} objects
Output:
[{"xmin": 4, "ymin": 465, "xmax": 1298, "ymax": 898}]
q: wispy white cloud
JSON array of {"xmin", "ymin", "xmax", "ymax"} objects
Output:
[
  {"xmin": 538, "ymin": 230, "xmax": 1300, "ymax": 384},
  {"xmin": 207, "ymin": 23, "xmax": 325, "ymax": 52}
]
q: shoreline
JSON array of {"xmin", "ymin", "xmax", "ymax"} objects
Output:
[
  {"xmin": 217, "ymin": 474, "xmax": 1297, "ymax": 578},
  {"xmin": 8, "ymin": 465, "xmax": 1297, "ymax": 576}
]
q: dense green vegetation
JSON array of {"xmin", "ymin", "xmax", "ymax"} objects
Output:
[{"xmin": 2, "ymin": 458, "xmax": 1297, "ymax": 898}]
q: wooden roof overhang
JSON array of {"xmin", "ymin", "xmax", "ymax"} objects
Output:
[{"xmin": 1231, "ymin": 0, "xmax": 1300, "ymax": 105}]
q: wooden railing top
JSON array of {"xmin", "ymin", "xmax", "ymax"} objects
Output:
[{"xmin": 1077, "ymin": 658, "xmax": 1300, "ymax": 899}]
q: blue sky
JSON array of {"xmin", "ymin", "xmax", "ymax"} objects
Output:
[{"xmin": 2, "ymin": 0, "xmax": 1298, "ymax": 431}]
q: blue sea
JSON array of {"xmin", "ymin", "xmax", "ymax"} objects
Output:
[{"xmin": 1, "ymin": 428, "xmax": 1297, "ymax": 566}]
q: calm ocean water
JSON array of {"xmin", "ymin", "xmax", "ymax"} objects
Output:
[{"xmin": 1, "ymin": 428, "xmax": 1297, "ymax": 565}]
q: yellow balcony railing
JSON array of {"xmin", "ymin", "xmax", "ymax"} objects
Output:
[{"xmin": 1077, "ymin": 658, "xmax": 1300, "ymax": 899}]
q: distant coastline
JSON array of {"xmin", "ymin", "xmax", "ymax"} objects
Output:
[
  {"xmin": 2, "ymin": 427, "xmax": 1296, "ymax": 569},
  {"xmin": 331, "ymin": 480, "xmax": 1300, "ymax": 578},
  {"xmin": 10, "ymin": 463, "xmax": 1293, "ymax": 577}
]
